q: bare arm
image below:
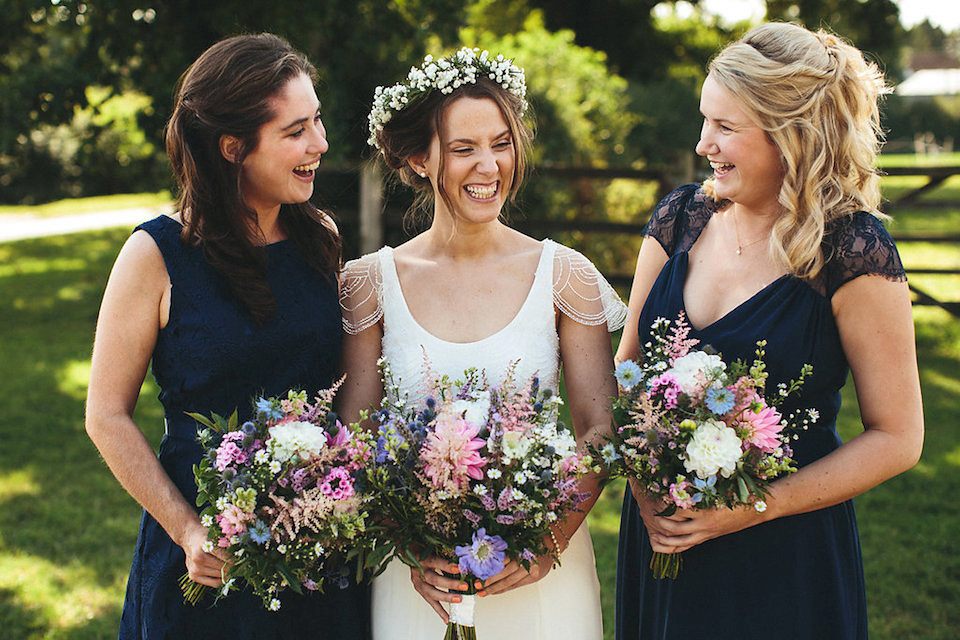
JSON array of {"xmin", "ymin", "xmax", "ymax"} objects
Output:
[
  {"xmin": 335, "ymin": 322, "xmax": 385, "ymax": 425},
  {"xmin": 614, "ymin": 236, "xmax": 669, "ymax": 364},
  {"xmin": 85, "ymin": 230, "xmax": 226, "ymax": 586},
  {"xmin": 640, "ymin": 275, "xmax": 924, "ymax": 552}
]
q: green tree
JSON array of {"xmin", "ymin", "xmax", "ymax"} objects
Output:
[{"xmin": 765, "ymin": 0, "xmax": 904, "ymax": 79}]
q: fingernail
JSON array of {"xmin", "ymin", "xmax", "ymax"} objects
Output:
[
  {"xmin": 474, "ymin": 580, "xmax": 483, "ymax": 589},
  {"xmin": 477, "ymin": 590, "xmax": 487, "ymax": 597},
  {"xmin": 458, "ymin": 582, "xmax": 469, "ymax": 591},
  {"xmin": 453, "ymin": 595, "xmax": 462, "ymax": 603}
]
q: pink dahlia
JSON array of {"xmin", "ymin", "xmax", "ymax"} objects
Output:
[
  {"xmin": 739, "ymin": 405, "xmax": 784, "ymax": 452},
  {"xmin": 421, "ymin": 418, "xmax": 487, "ymax": 493}
]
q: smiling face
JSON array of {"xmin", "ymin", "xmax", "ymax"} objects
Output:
[
  {"xmin": 416, "ymin": 96, "xmax": 516, "ymax": 227},
  {"xmin": 695, "ymin": 74, "xmax": 784, "ymax": 214},
  {"xmin": 235, "ymin": 73, "xmax": 328, "ymax": 217}
]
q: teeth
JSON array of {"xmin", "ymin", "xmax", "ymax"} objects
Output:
[
  {"xmin": 710, "ymin": 161, "xmax": 734, "ymax": 171},
  {"xmin": 465, "ymin": 184, "xmax": 496, "ymax": 198},
  {"xmin": 294, "ymin": 160, "xmax": 320, "ymax": 172}
]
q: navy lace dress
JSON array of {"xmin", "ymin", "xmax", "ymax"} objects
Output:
[
  {"xmin": 119, "ymin": 215, "xmax": 370, "ymax": 640},
  {"xmin": 615, "ymin": 185, "xmax": 906, "ymax": 640}
]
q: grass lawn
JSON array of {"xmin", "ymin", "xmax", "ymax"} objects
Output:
[{"xmin": 0, "ymin": 184, "xmax": 957, "ymax": 639}]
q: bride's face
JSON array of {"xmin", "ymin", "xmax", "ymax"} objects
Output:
[{"xmin": 421, "ymin": 96, "xmax": 516, "ymax": 226}]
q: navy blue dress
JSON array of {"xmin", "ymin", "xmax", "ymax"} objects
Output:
[
  {"xmin": 119, "ymin": 215, "xmax": 370, "ymax": 640},
  {"xmin": 615, "ymin": 185, "xmax": 906, "ymax": 640}
]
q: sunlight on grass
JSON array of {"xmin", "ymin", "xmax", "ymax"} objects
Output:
[
  {"xmin": 0, "ymin": 470, "xmax": 39, "ymax": 501},
  {"xmin": 57, "ymin": 360, "xmax": 92, "ymax": 401},
  {"xmin": 0, "ymin": 192, "xmax": 172, "ymax": 217},
  {"xmin": 0, "ymin": 555, "xmax": 124, "ymax": 632},
  {"xmin": 0, "ymin": 257, "xmax": 89, "ymax": 278}
]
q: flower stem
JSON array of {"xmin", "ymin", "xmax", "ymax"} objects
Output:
[{"xmin": 650, "ymin": 551, "xmax": 682, "ymax": 579}]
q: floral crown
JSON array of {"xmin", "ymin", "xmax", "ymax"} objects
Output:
[{"xmin": 367, "ymin": 47, "xmax": 527, "ymax": 149}]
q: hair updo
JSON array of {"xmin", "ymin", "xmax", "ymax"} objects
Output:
[{"xmin": 704, "ymin": 21, "xmax": 888, "ymax": 278}]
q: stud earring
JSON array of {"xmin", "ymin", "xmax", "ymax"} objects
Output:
[{"xmin": 419, "ymin": 172, "xmax": 427, "ymax": 178}]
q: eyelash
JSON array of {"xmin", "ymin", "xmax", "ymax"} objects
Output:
[
  {"xmin": 453, "ymin": 139, "xmax": 513, "ymax": 154},
  {"xmin": 290, "ymin": 113, "xmax": 323, "ymax": 138}
]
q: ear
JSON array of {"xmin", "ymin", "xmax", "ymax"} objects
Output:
[
  {"xmin": 407, "ymin": 154, "xmax": 428, "ymax": 178},
  {"xmin": 219, "ymin": 135, "xmax": 242, "ymax": 164}
]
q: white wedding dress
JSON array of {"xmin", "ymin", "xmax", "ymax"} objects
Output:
[{"xmin": 340, "ymin": 239, "xmax": 627, "ymax": 640}]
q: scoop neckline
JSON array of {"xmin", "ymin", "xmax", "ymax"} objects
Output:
[{"xmin": 382, "ymin": 240, "xmax": 553, "ymax": 346}]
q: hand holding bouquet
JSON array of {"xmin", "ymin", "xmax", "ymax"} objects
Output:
[
  {"xmin": 180, "ymin": 381, "xmax": 377, "ymax": 610},
  {"xmin": 368, "ymin": 359, "xmax": 595, "ymax": 639},
  {"xmin": 597, "ymin": 313, "xmax": 816, "ymax": 578}
]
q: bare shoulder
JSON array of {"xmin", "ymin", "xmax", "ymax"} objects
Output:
[{"xmin": 110, "ymin": 228, "xmax": 169, "ymax": 293}]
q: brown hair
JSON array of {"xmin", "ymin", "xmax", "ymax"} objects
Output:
[
  {"xmin": 372, "ymin": 76, "xmax": 533, "ymax": 228},
  {"xmin": 165, "ymin": 33, "xmax": 340, "ymax": 322}
]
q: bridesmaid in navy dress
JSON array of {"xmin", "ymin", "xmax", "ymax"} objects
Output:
[
  {"xmin": 614, "ymin": 23, "xmax": 924, "ymax": 640},
  {"xmin": 85, "ymin": 34, "xmax": 369, "ymax": 639}
]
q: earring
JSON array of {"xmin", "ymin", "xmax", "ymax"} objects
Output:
[{"xmin": 419, "ymin": 172, "xmax": 427, "ymax": 178}]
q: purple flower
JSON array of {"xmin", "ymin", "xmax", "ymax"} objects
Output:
[
  {"xmin": 463, "ymin": 509, "xmax": 482, "ymax": 525},
  {"xmin": 455, "ymin": 528, "xmax": 507, "ymax": 581}
]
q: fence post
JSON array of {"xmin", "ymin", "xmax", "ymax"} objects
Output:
[{"xmin": 359, "ymin": 163, "xmax": 384, "ymax": 254}]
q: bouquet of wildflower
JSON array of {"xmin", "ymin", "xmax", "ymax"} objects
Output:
[
  {"xmin": 595, "ymin": 313, "xmax": 816, "ymax": 579},
  {"xmin": 179, "ymin": 381, "xmax": 377, "ymax": 610},
  {"xmin": 368, "ymin": 358, "xmax": 595, "ymax": 640}
]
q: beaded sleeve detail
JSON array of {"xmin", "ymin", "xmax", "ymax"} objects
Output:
[
  {"xmin": 339, "ymin": 251, "xmax": 384, "ymax": 335},
  {"xmin": 552, "ymin": 243, "xmax": 628, "ymax": 332},
  {"xmin": 817, "ymin": 211, "xmax": 906, "ymax": 298}
]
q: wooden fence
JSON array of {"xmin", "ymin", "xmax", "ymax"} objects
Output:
[{"xmin": 328, "ymin": 163, "xmax": 959, "ymax": 317}]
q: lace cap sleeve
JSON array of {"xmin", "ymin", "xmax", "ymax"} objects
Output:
[
  {"xmin": 643, "ymin": 183, "xmax": 714, "ymax": 254},
  {"xmin": 339, "ymin": 252, "xmax": 384, "ymax": 335},
  {"xmin": 821, "ymin": 212, "xmax": 906, "ymax": 298},
  {"xmin": 552, "ymin": 243, "xmax": 629, "ymax": 332}
]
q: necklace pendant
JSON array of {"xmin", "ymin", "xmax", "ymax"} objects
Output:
[{"xmin": 736, "ymin": 246, "xmax": 742, "ymax": 256}]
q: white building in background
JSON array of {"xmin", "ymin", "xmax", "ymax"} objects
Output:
[
  {"xmin": 897, "ymin": 68, "xmax": 960, "ymax": 97},
  {"xmin": 896, "ymin": 68, "xmax": 960, "ymax": 153}
]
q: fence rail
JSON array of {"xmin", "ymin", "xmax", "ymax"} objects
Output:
[{"xmin": 338, "ymin": 163, "xmax": 959, "ymax": 317}]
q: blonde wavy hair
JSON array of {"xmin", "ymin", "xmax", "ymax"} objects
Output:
[{"xmin": 703, "ymin": 22, "xmax": 889, "ymax": 278}]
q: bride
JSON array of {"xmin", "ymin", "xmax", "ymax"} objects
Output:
[{"xmin": 337, "ymin": 48, "xmax": 626, "ymax": 639}]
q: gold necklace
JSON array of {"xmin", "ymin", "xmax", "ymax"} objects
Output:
[{"xmin": 732, "ymin": 209, "xmax": 770, "ymax": 256}]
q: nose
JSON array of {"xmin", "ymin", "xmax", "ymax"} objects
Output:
[
  {"xmin": 311, "ymin": 118, "xmax": 329, "ymax": 154},
  {"xmin": 695, "ymin": 121, "xmax": 715, "ymax": 157},
  {"xmin": 476, "ymin": 147, "xmax": 498, "ymax": 174}
]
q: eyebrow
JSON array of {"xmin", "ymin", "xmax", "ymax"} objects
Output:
[
  {"xmin": 280, "ymin": 105, "xmax": 321, "ymax": 132},
  {"xmin": 447, "ymin": 129, "xmax": 512, "ymax": 145}
]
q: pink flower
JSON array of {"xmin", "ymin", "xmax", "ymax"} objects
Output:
[
  {"xmin": 669, "ymin": 479, "xmax": 695, "ymax": 509},
  {"xmin": 649, "ymin": 373, "xmax": 682, "ymax": 409},
  {"xmin": 739, "ymin": 405, "xmax": 784, "ymax": 452},
  {"xmin": 319, "ymin": 467, "xmax": 355, "ymax": 500},
  {"xmin": 421, "ymin": 418, "xmax": 487, "ymax": 492},
  {"xmin": 326, "ymin": 422, "xmax": 351, "ymax": 447},
  {"xmin": 215, "ymin": 440, "xmax": 248, "ymax": 471},
  {"xmin": 216, "ymin": 504, "xmax": 252, "ymax": 536}
]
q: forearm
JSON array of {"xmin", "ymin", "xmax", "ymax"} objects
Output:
[
  {"xmin": 87, "ymin": 412, "xmax": 200, "ymax": 547},
  {"xmin": 762, "ymin": 426, "xmax": 921, "ymax": 523}
]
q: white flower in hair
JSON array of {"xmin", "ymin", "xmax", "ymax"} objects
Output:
[{"xmin": 367, "ymin": 47, "xmax": 527, "ymax": 148}]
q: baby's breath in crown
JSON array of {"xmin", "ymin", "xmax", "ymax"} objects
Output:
[{"xmin": 367, "ymin": 47, "xmax": 527, "ymax": 149}]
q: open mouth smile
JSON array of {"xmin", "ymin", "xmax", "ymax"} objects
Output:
[
  {"xmin": 710, "ymin": 161, "xmax": 734, "ymax": 176},
  {"xmin": 293, "ymin": 159, "xmax": 320, "ymax": 177},
  {"xmin": 465, "ymin": 183, "xmax": 498, "ymax": 199}
]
